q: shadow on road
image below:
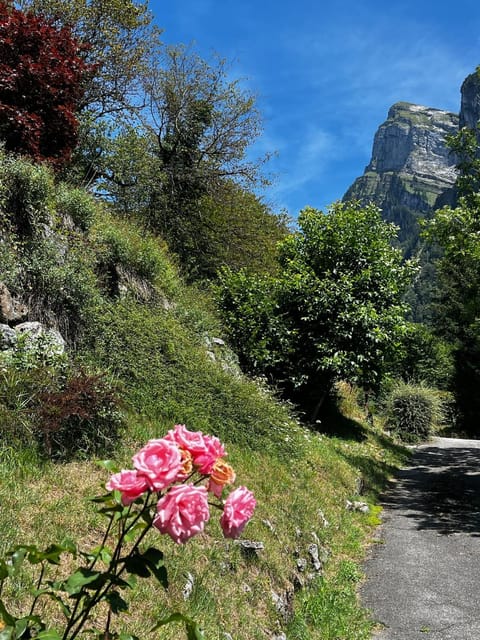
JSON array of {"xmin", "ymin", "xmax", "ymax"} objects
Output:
[{"xmin": 381, "ymin": 443, "xmax": 480, "ymax": 536}]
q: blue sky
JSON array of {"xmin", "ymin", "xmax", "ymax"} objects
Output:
[{"xmin": 150, "ymin": 0, "xmax": 480, "ymax": 217}]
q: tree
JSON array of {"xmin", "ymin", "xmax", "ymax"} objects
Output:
[
  {"xmin": 424, "ymin": 108, "xmax": 480, "ymax": 433},
  {"xmin": 18, "ymin": 0, "xmax": 161, "ymax": 183},
  {"xmin": 139, "ymin": 45, "xmax": 266, "ymax": 264},
  {"xmin": 218, "ymin": 202, "xmax": 416, "ymax": 420},
  {"xmin": 0, "ymin": 2, "xmax": 92, "ymax": 167},
  {"xmin": 18, "ymin": 0, "xmax": 159, "ymax": 119},
  {"xmin": 425, "ymin": 194, "xmax": 480, "ymax": 432}
]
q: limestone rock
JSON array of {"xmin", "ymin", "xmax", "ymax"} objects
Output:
[
  {"xmin": 15, "ymin": 322, "xmax": 66, "ymax": 355},
  {"xmin": 0, "ymin": 324, "xmax": 17, "ymax": 349},
  {"xmin": 346, "ymin": 499, "xmax": 370, "ymax": 513},
  {"xmin": 344, "ymin": 102, "xmax": 458, "ymax": 250},
  {"xmin": 0, "ymin": 283, "xmax": 28, "ymax": 324},
  {"xmin": 182, "ymin": 572, "xmax": 194, "ymax": 600},
  {"xmin": 234, "ymin": 540, "xmax": 264, "ymax": 557},
  {"xmin": 460, "ymin": 71, "xmax": 480, "ymax": 130}
]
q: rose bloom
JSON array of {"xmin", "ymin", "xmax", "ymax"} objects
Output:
[
  {"xmin": 132, "ymin": 438, "xmax": 182, "ymax": 491},
  {"xmin": 208, "ymin": 459, "xmax": 236, "ymax": 498},
  {"xmin": 220, "ymin": 486, "xmax": 256, "ymax": 539},
  {"xmin": 177, "ymin": 447, "xmax": 194, "ymax": 479},
  {"xmin": 166, "ymin": 424, "xmax": 226, "ymax": 475},
  {"xmin": 153, "ymin": 484, "xmax": 210, "ymax": 544},
  {"xmin": 106, "ymin": 469, "xmax": 148, "ymax": 505},
  {"xmin": 195, "ymin": 433, "xmax": 226, "ymax": 474}
]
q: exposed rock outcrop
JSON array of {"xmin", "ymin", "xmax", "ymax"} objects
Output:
[
  {"xmin": 0, "ymin": 282, "xmax": 28, "ymax": 324},
  {"xmin": 344, "ymin": 102, "xmax": 458, "ymax": 253},
  {"xmin": 460, "ymin": 71, "xmax": 480, "ymax": 130}
]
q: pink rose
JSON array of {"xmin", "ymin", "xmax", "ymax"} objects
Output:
[
  {"xmin": 165, "ymin": 424, "xmax": 226, "ymax": 475},
  {"xmin": 220, "ymin": 486, "xmax": 256, "ymax": 539},
  {"xmin": 106, "ymin": 469, "xmax": 149, "ymax": 505},
  {"xmin": 132, "ymin": 439, "xmax": 182, "ymax": 491},
  {"xmin": 195, "ymin": 433, "xmax": 226, "ymax": 474},
  {"xmin": 153, "ymin": 484, "xmax": 210, "ymax": 544}
]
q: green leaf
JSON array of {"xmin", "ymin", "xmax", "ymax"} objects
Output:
[
  {"xmin": 97, "ymin": 460, "xmax": 120, "ymax": 474},
  {"xmin": 185, "ymin": 620, "xmax": 205, "ymax": 640},
  {"xmin": 0, "ymin": 561, "xmax": 8, "ymax": 581},
  {"xmin": 0, "ymin": 600, "xmax": 15, "ymax": 627},
  {"xmin": 123, "ymin": 548, "xmax": 168, "ymax": 588},
  {"xmin": 123, "ymin": 522, "xmax": 147, "ymax": 543},
  {"xmin": 64, "ymin": 569, "xmax": 102, "ymax": 594},
  {"xmin": 105, "ymin": 591, "xmax": 128, "ymax": 614},
  {"xmin": 0, "ymin": 626, "xmax": 14, "ymax": 640},
  {"xmin": 14, "ymin": 618, "xmax": 29, "ymax": 638},
  {"xmin": 36, "ymin": 630, "xmax": 62, "ymax": 640},
  {"xmin": 118, "ymin": 634, "xmax": 139, "ymax": 640},
  {"xmin": 142, "ymin": 547, "xmax": 168, "ymax": 588},
  {"xmin": 10, "ymin": 547, "xmax": 27, "ymax": 572},
  {"xmin": 59, "ymin": 538, "xmax": 77, "ymax": 555},
  {"xmin": 123, "ymin": 553, "xmax": 150, "ymax": 579},
  {"xmin": 83, "ymin": 545, "xmax": 113, "ymax": 565}
]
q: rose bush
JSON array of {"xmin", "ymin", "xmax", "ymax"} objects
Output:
[{"xmin": 0, "ymin": 425, "xmax": 256, "ymax": 640}]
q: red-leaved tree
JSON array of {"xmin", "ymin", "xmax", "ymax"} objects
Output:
[{"xmin": 0, "ymin": 2, "xmax": 93, "ymax": 168}]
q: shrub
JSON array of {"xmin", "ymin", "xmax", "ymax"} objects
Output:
[
  {"xmin": 55, "ymin": 183, "xmax": 97, "ymax": 231},
  {"xmin": 22, "ymin": 234, "xmax": 101, "ymax": 341},
  {"xmin": 384, "ymin": 382, "xmax": 445, "ymax": 443},
  {"xmin": 0, "ymin": 3, "xmax": 92, "ymax": 168},
  {"xmin": 91, "ymin": 213, "xmax": 179, "ymax": 299},
  {"xmin": 0, "ymin": 152, "xmax": 55, "ymax": 236},
  {"xmin": 36, "ymin": 368, "xmax": 124, "ymax": 459}
]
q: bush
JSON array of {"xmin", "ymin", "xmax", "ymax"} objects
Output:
[
  {"xmin": 91, "ymin": 213, "xmax": 179, "ymax": 299},
  {"xmin": 384, "ymin": 382, "xmax": 445, "ymax": 443},
  {"xmin": 36, "ymin": 368, "xmax": 124, "ymax": 459},
  {"xmin": 0, "ymin": 151, "xmax": 55, "ymax": 236},
  {"xmin": 0, "ymin": 354, "xmax": 123, "ymax": 460},
  {"xmin": 22, "ymin": 234, "xmax": 101, "ymax": 341},
  {"xmin": 55, "ymin": 183, "xmax": 97, "ymax": 231}
]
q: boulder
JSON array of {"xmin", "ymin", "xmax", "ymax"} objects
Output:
[
  {"xmin": 0, "ymin": 323, "xmax": 17, "ymax": 349},
  {"xmin": 0, "ymin": 282, "xmax": 28, "ymax": 324},
  {"xmin": 15, "ymin": 322, "xmax": 66, "ymax": 355}
]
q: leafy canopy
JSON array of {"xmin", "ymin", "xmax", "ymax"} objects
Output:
[
  {"xmin": 218, "ymin": 202, "xmax": 416, "ymax": 418},
  {"xmin": 0, "ymin": 2, "xmax": 92, "ymax": 168}
]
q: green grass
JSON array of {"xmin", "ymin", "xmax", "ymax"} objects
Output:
[
  {"xmin": 0, "ymin": 395, "xmax": 408, "ymax": 639},
  {"xmin": 0, "ymin": 161, "xmax": 410, "ymax": 637}
]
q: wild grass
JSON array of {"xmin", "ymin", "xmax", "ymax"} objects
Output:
[
  {"xmin": 0, "ymin": 158, "xmax": 410, "ymax": 637},
  {"xmin": 0, "ymin": 393, "xmax": 408, "ymax": 639}
]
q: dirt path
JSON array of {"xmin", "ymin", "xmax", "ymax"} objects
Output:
[{"xmin": 361, "ymin": 437, "xmax": 480, "ymax": 639}]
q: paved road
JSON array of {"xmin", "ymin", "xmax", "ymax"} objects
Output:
[{"xmin": 361, "ymin": 437, "xmax": 480, "ymax": 639}]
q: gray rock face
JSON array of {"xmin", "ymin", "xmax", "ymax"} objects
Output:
[
  {"xmin": 367, "ymin": 103, "xmax": 458, "ymax": 182},
  {"xmin": 344, "ymin": 103, "xmax": 458, "ymax": 242},
  {"xmin": 0, "ymin": 282, "xmax": 28, "ymax": 324},
  {"xmin": 15, "ymin": 322, "xmax": 66, "ymax": 356},
  {"xmin": 0, "ymin": 323, "xmax": 17, "ymax": 349},
  {"xmin": 460, "ymin": 71, "xmax": 480, "ymax": 130}
]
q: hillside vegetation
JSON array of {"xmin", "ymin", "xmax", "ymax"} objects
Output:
[
  {"xmin": 2, "ymin": 2, "xmax": 476, "ymax": 639},
  {"xmin": 0, "ymin": 148, "xmax": 410, "ymax": 639}
]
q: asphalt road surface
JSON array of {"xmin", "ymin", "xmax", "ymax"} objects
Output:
[{"xmin": 361, "ymin": 437, "xmax": 480, "ymax": 639}]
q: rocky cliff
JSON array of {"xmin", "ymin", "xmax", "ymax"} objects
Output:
[
  {"xmin": 460, "ymin": 71, "xmax": 480, "ymax": 130},
  {"xmin": 344, "ymin": 102, "xmax": 459, "ymax": 254}
]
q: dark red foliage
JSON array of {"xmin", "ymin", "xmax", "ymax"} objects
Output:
[{"xmin": 0, "ymin": 2, "xmax": 93, "ymax": 168}]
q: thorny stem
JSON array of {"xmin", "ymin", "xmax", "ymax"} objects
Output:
[
  {"xmin": 64, "ymin": 494, "xmax": 156, "ymax": 640},
  {"xmin": 28, "ymin": 561, "xmax": 46, "ymax": 617}
]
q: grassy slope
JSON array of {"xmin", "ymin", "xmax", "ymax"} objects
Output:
[{"xmin": 0, "ymin": 165, "xmax": 409, "ymax": 638}]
